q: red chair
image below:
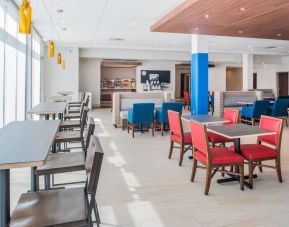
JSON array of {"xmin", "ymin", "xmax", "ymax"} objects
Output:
[
  {"xmin": 190, "ymin": 120, "xmax": 244, "ymax": 195},
  {"xmin": 168, "ymin": 110, "xmax": 192, "ymax": 166},
  {"xmin": 183, "ymin": 91, "xmax": 190, "ymax": 110},
  {"xmin": 236, "ymin": 115, "xmax": 283, "ymax": 188},
  {"xmin": 208, "ymin": 108, "xmax": 240, "ymax": 147}
]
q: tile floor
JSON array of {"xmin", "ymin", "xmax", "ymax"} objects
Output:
[{"xmin": 10, "ymin": 108, "xmax": 289, "ymax": 227}]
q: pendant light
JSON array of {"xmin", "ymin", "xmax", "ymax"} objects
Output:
[
  {"xmin": 19, "ymin": 0, "xmax": 32, "ymax": 34},
  {"xmin": 61, "ymin": 60, "xmax": 66, "ymax": 69},
  {"xmin": 48, "ymin": 40, "xmax": 55, "ymax": 58},
  {"xmin": 48, "ymin": 0, "xmax": 54, "ymax": 58},
  {"xmin": 57, "ymin": 53, "xmax": 61, "ymax": 64}
]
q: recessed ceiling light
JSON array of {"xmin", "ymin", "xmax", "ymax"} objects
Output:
[
  {"xmin": 204, "ymin": 14, "xmax": 209, "ymax": 19},
  {"xmin": 239, "ymin": 7, "xmax": 247, "ymax": 11},
  {"xmin": 238, "ymin": 30, "xmax": 243, "ymax": 34},
  {"xmin": 277, "ymin": 33, "xmax": 282, "ymax": 37}
]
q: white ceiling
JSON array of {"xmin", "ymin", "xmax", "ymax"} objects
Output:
[{"xmin": 15, "ymin": 0, "xmax": 289, "ymax": 55}]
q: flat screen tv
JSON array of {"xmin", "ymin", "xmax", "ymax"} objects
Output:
[{"xmin": 141, "ymin": 70, "xmax": 170, "ymax": 83}]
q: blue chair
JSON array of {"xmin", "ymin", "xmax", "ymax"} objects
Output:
[
  {"xmin": 128, "ymin": 103, "xmax": 155, "ymax": 138},
  {"xmin": 269, "ymin": 99, "xmax": 289, "ymax": 126},
  {"xmin": 241, "ymin": 100, "xmax": 270, "ymax": 125},
  {"xmin": 155, "ymin": 102, "xmax": 183, "ymax": 136}
]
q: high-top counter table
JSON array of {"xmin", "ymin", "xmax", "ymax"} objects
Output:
[
  {"xmin": 28, "ymin": 102, "xmax": 67, "ymax": 120},
  {"xmin": 0, "ymin": 120, "xmax": 60, "ymax": 227}
]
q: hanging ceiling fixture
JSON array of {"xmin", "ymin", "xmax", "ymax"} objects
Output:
[
  {"xmin": 48, "ymin": 40, "xmax": 55, "ymax": 58},
  {"xmin": 19, "ymin": 0, "xmax": 32, "ymax": 34},
  {"xmin": 61, "ymin": 60, "xmax": 66, "ymax": 69},
  {"xmin": 57, "ymin": 53, "xmax": 61, "ymax": 64}
]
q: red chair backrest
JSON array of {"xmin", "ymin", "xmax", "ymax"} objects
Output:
[
  {"xmin": 259, "ymin": 115, "xmax": 283, "ymax": 148},
  {"xmin": 190, "ymin": 120, "xmax": 209, "ymax": 159},
  {"xmin": 224, "ymin": 108, "xmax": 239, "ymax": 125},
  {"xmin": 168, "ymin": 110, "xmax": 182, "ymax": 137},
  {"xmin": 184, "ymin": 91, "xmax": 190, "ymax": 102}
]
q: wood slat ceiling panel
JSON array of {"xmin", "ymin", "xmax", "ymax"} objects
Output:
[{"xmin": 151, "ymin": 0, "xmax": 289, "ymax": 40}]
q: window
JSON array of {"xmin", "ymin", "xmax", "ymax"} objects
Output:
[
  {"xmin": 4, "ymin": 44, "xmax": 17, "ymax": 124},
  {"xmin": 5, "ymin": 13, "xmax": 17, "ymax": 38},
  {"xmin": 0, "ymin": 6, "xmax": 4, "ymax": 29},
  {"xmin": 0, "ymin": 41, "xmax": 4, "ymax": 127},
  {"xmin": 32, "ymin": 36, "xmax": 41, "ymax": 107},
  {"xmin": 17, "ymin": 50, "xmax": 26, "ymax": 121},
  {"xmin": 0, "ymin": 2, "xmax": 43, "ymax": 126}
]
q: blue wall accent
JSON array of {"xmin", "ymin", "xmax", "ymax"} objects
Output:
[{"xmin": 191, "ymin": 53, "xmax": 209, "ymax": 115}]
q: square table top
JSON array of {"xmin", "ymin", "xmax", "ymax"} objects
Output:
[
  {"xmin": 182, "ymin": 114, "xmax": 229, "ymax": 125},
  {"xmin": 28, "ymin": 102, "xmax": 67, "ymax": 115},
  {"xmin": 58, "ymin": 91, "xmax": 73, "ymax": 96},
  {"xmin": 0, "ymin": 120, "xmax": 60, "ymax": 169},
  {"xmin": 207, "ymin": 124, "xmax": 275, "ymax": 139},
  {"xmin": 47, "ymin": 96, "xmax": 71, "ymax": 102}
]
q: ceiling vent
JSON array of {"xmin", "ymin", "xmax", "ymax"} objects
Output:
[{"xmin": 109, "ymin": 37, "xmax": 124, "ymax": 41}]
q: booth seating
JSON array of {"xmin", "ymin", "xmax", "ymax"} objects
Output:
[
  {"xmin": 214, "ymin": 91, "xmax": 263, "ymax": 117},
  {"xmin": 249, "ymin": 89, "xmax": 275, "ymax": 100},
  {"xmin": 112, "ymin": 92, "xmax": 171, "ymax": 128}
]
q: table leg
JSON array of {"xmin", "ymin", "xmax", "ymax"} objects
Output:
[
  {"xmin": 58, "ymin": 113, "xmax": 62, "ymax": 120},
  {"xmin": 31, "ymin": 167, "xmax": 37, "ymax": 192},
  {"xmin": 0, "ymin": 169, "xmax": 10, "ymax": 227},
  {"xmin": 45, "ymin": 114, "xmax": 49, "ymax": 120},
  {"xmin": 52, "ymin": 114, "xmax": 56, "ymax": 120},
  {"xmin": 217, "ymin": 138, "xmax": 256, "ymax": 189}
]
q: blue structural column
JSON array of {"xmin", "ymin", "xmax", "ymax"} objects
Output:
[{"xmin": 190, "ymin": 35, "xmax": 209, "ymax": 115}]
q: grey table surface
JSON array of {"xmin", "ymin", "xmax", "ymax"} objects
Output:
[
  {"xmin": 0, "ymin": 120, "xmax": 60, "ymax": 169},
  {"xmin": 58, "ymin": 91, "xmax": 73, "ymax": 96},
  {"xmin": 182, "ymin": 114, "xmax": 229, "ymax": 124},
  {"xmin": 207, "ymin": 124, "xmax": 275, "ymax": 139},
  {"xmin": 47, "ymin": 96, "xmax": 71, "ymax": 102},
  {"xmin": 28, "ymin": 102, "xmax": 67, "ymax": 115}
]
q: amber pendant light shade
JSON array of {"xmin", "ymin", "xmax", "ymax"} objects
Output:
[
  {"xmin": 48, "ymin": 41, "xmax": 55, "ymax": 58},
  {"xmin": 19, "ymin": 0, "xmax": 32, "ymax": 34},
  {"xmin": 57, "ymin": 53, "xmax": 62, "ymax": 64},
  {"xmin": 61, "ymin": 60, "xmax": 66, "ymax": 69}
]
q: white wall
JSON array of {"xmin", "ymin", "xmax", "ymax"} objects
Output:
[
  {"xmin": 79, "ymin": 58, "xmax": 101, "ymax": 107},
  {"xmin": 44, "ymin": 47, "xmax": 79, "ymax": 101}
]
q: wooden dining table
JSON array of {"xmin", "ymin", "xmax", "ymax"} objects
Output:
[
  {"xmin": 0, "ymin": 120, "xmax": 60, "ymax": 227},
  {"xmin": 28, "ymin": 102, "xmax": 67, "ymax": 120},
  {"xmin": 207, "ymin": 124, "xmax": 275, "ymax": 189}
]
